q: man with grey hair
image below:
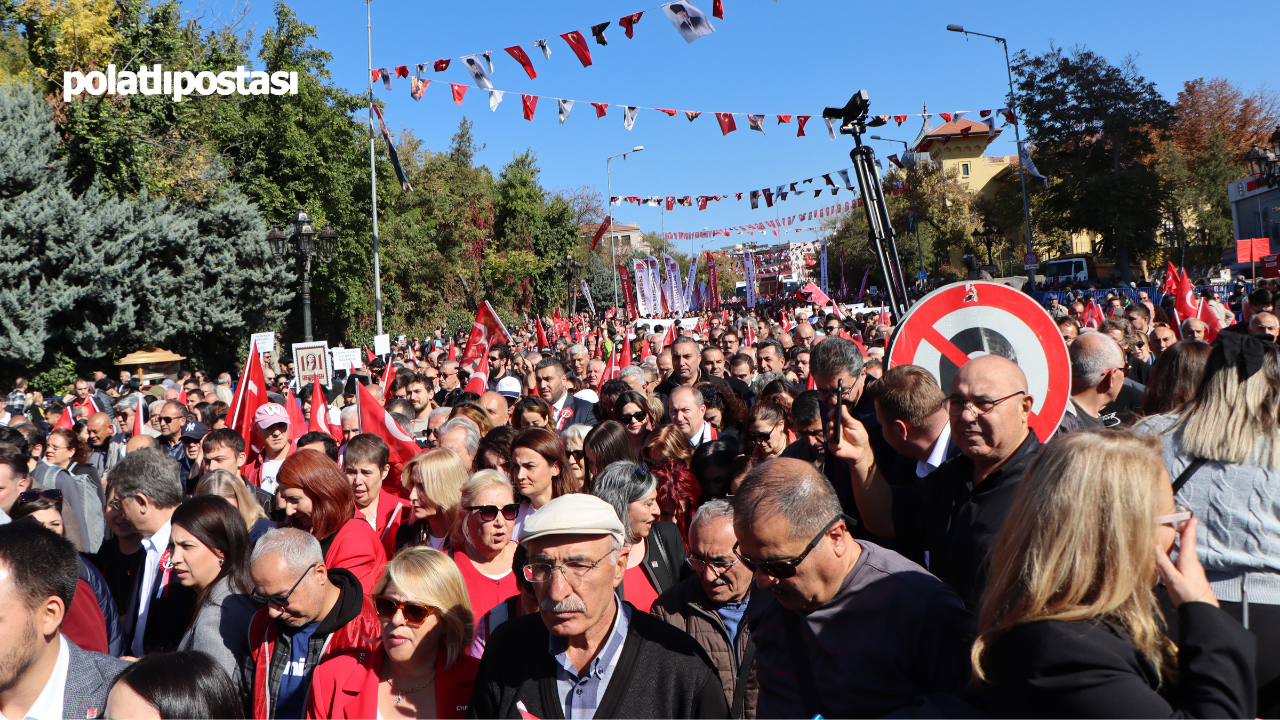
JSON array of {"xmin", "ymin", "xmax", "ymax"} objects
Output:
[
  {"xmin": 470, "ymin": 493, "xmax": 729, "ymax": 718},
  {"xmin": 245, "ymin": 528, "xmax": 379, "ymax": 719},
  {"xmin": 1249, "ymin": 311, "xmax": 1279, "ymax": 341},
  {"xmin": 653, "ymin": 500, "xmax": 758, "ymax": 717},
  {"xmin": 567, "ymin": 344, "xmax": 590, "ymax": 379},
  {"xmin": 438, "ymin": 417, "xmax": 480, "ymax": 470},
  {"xmin": 585, "ymin": 358, "xmax": 606, "ymax": 389},
  {"xmin": 424, "ymin": 406, "xmax": 452, "ymax": 447},
  {"xmin": 731, "ymin": 458, "xmax": 972, "ymax": 718},
  {"xmin": 109, "ymin": 448, "xmax": 193, "ymax": 656},
  {"xmin": 1181, "ymin": 316, "xmax": 1208, "ymax": 342},
  {"xmin": 618, "ymin": 364, "xmax": 647, "ymax": 393},
  {"xmin": 670, "ymin": 385, "xmax": 716, "ymax": 446},
  {"xmin": 339, "ymin": 404, "xmax": 360, "ymax": 444},
  {"xmin": 1060, "ymin": 332, "xmax": 1126, "ymax": 432}
]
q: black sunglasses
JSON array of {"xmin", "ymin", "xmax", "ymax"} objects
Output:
[
  {"xmin": 18, "ymin": 489, "xmax": 62, "ymax": 503},
  {"xmin": 466, "ymin": 503, "xmax": 520, "ymax": 523},
  {"xmin": 733, "ymin": 515, "xmax": 848, "ymax": 578},
  {"xmin": 373, "ymin": 595, "xmax": 436, "ymax": 627},
  {"xmin": 619, "ymin": 411, "xmax": 648, "ymax": 424},
  {"xmin": 251, "ymin": 563, "xmax": 317, "ymax": 607}
]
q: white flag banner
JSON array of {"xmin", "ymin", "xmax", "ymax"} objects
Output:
[
  {"xmin": 683, "ymin": 253, "xmax": 699, "ymax": 311},
  {"xmin": 558, "ymin": 98, "xmax": 574, "ymax": 125},
  {"xmin": 580, "ymin": 279, "xmax": 596, "ymax": 315},
  {"xmin": 663, "ymin": 253, "xmax": 685, "ymax": 315},
  {"xmin": 633, "ymin": 259, "xmax": 654, "ymax": 316},
  {"xmin": 743, "ymin": 250, "xmax": 757, "ymax": 308},
  {"xmin": 1019, "ymin": 142, "xmax": 1049, "ymax": 187},
  {"xmin": 646, "ymin": 257, "xmax": 666, "ymax": 313}
]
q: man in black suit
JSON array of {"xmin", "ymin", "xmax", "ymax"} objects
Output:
[
  {"xmin": 0, "ymin": 523, "xmax": 127, "ymax": 720},
  {"xmin": 534, "ymin": 358, "xmax": 597, "ymax": 431},
  {"xmin": 656, "ymin": 337, "xmax": 734, "ymax": 400}
]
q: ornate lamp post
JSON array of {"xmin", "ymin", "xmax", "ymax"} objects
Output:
[
  {"xmin": 268, "ymin": 209, "xmax": 338, "ymax": 342},
  {"xmin": 555, "ymin": 254, "xmax": 584, "ymax": 317},
  {"xmin": 1244, "ymin": 127, "xmax": 1280, "ymax": 187},
  {"xmin": 972, "ymin": 221, "xmax": 1003, "ymax": 269}
]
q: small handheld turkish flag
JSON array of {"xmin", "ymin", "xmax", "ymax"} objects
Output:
[{"xmin": 461, "ymin": 302, "xmax": 513, "ymax": 365}]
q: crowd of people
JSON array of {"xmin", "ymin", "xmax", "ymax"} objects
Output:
[{"xmin": 0, "ymin": 283, "xmax": 1275, "ymax": 719}]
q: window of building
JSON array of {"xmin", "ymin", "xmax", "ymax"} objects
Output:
[
  {"xmin": 621, "ymin": 235, "xmax": 631, "ymax": 243},
  {"xmin": 961, "ymin": 163, "xmax": 970, "ymax": 177}
]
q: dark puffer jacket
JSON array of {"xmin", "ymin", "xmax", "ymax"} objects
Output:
[{"xmin": 652, "ymin": 576, "xmax": 758, "ymax": 718}]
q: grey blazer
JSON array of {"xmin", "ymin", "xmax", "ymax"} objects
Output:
[
  {"xmin": 64, "ymin": 637, "xmax": 128, "ymax": 720},
  {"xmin": 179, "ymin": 576, "xmax": 260, "ymax": 700}
]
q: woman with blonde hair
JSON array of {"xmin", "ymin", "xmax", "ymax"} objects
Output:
[
  {"xmin": 1135, "ymin": 333, "xmax": 1280, "ymax": 715},
  {"xmin": 560, "ymin": 424, "xmax": 591, "ymax": 492},
  {"xmin": 972, "ymin": 429, "xmax": 1255, "ymax": 718},
  {"xmin": 642, "ymin": 424, "xmax": 694, "ymax": 466},
  {"xmin": 451, "ymin": 470, "xmax": 519, "ymax": 618},
  {"xmin": 449, "ymin": 403, "xmax": 494, "ymax": 437},
  {"xmin": 194, "ymin": 470, "xmax": 276, "ymax": 545},
  {"xmin": 395, "ymin": 448, "xmax": 469, "ymax": 554},
  {"xmin": 307, "ymin": 547, "xmax": 480, "ymax": 719}
]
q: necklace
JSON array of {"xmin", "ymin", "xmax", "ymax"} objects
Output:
[{"xmin": 388, "ymin": 672, "xmax": 435, "ymax": 704}]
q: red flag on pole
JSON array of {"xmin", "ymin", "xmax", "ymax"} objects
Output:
[
  {"xmin": 133, "ymin": 395, "xmax": 146, "ymax": 437},
  {"xmin": 536, "ymin": 319, "xmax": 550, "ymax": 350},
  {"xmin": 227, "ymin": 341, "xmax": 269, "ymax": 459},
  {"xmin": 309, "ymin": 379, "xmax": 340, "ymax": 442},
  {"xmin": 356, "ymin": 379, "xmax": 422, "ymax": 471},
  {"xmin": 660, "ymin": 323, "xmax": 678, "ymax": 351},
  {"xmin": 381, "ymin": 360, "xmax": 395, "ymax": 394},
  {"xmin": 53, "ymin": 405, "xmax": 74, "ymax": 430},
  {"xmin": 461, "ymin": 301, "xmax": 513, "ymax": 366},
  {"xmin": 590, "ymin": 217, "xmax": 612, "ymax": 250},
  {"xmin": 805, "ymin": 370, "xmax": 817, "ymax": 391},
  {"xmin": 464, "ymin": 353, "xmax": 490, "ymax": 395},
  {"xmin": 1200, "ymin": 300, "xmax": 1224, "ymax": 342},
  {"xmin": 285, "ymin": 388, "xmax": 307, "ymax": 443},
  {"xmin": 1082, "ymin": 296, "xmax": 1106, "ymax": 329},
  {"xmin": 1163, "ymin": 262, "xmax": 1179, "ymax": 296},
  {"xmin": 1175, "ymin": 271, "xmax": 1200, "ymax": 322}
]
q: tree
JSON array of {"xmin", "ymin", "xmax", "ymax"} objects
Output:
[
  {"xmin": 0, "ymin": 82, "xmax": 290, "ymax": 371},
  {"xmin": 1171, "ymin": 77, "xmax": 1280, "ymax": 167},
  {"xmin": 1012, "ymin": 45, "xmax": 1172, "ymax": 282}
]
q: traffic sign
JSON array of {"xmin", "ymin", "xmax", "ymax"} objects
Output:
[
  {"xmin": 886, "ymin": 281, "xmax": 1069, "ymax": 442},
  {"xmin": 1023, "ymin": 252, "xmax": 1039, "ymax": 268},
  {"xmin": 917, "ymin": 270, "xmax": 928, "ymax": 281}
]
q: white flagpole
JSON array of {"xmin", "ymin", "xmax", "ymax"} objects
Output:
[{"xmin": 367, "ymin": 0, "xmax": 384, "ymax": 336}]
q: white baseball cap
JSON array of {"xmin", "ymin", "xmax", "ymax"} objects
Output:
[{"xmin": 519, "ymin": 494, "xmax": 625, "ymax": 546}]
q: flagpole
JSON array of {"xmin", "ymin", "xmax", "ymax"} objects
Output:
[
  {"xmin": 607, "ymin": 154, "xmax": 618, "ymax": 309},
  {"xmin": 367, "ymin": 0, "xmax": 384, "ymax": 336}
]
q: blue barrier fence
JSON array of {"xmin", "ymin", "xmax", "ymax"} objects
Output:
[{"xmin": 1031, "ymin": 283, "xmax": 1252, "ymax": 308}]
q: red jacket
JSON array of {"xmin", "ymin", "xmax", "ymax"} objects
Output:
[
  {"xmin": 248, "ymin": 570, "xmax": 381, "ymax": 719},
  {"xmin": 325, "ymin": 517, "xmax": 388, "ymax": 595},
  {"xmin": 306, "ymin": 646, "xmax": 480, "ymax": 719}
]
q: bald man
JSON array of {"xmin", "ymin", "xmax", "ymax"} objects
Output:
[
  {"xmin": 125, "ymin": 434, "xmax": 155, "ymax": 454},
  {"xmin": 1061, "ymin": 333, "xmax": 1126, "ymax": 432},
  {"xmin": 1181, "ymin": 317, "xmax": 1208, "ymax": 342},
  {"xmin": 478, "ymin": 391, "xmax": 510, "ymax": 426},
  {"xmin": 85, "ymin": 412, "xmax": 116, "ymax": 476},
  {"xmin": 1250, "ymin": 311, "xmax": 1279, "ymax": 341},
  {"xmin": 831, "ymin": 354, "xmax": 1038, "ymax": 610}
]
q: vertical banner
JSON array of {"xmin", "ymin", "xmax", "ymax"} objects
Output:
[
  {"xmin": 632, "ymin": 259, "xmax": 651, "ymax": 316},
  {"xmin": 820, "ymin": 243, "xmax": 829, "ymax": 295},
  {"xmin": 580, "ymin": 279, "xmax": 597, "ymax": 315},
  {"xmin": 840, "ymin": 252, "xmax": 848, "ymax": 299},
  {"xmin": 646, "ymin": 257, "xmax": 668, "ymax": 313},
  {"xmin": 707, "ymin": 251, "xmax": 721, "ymax": 311},
  {"xmin": 663, "ymin": 254, "xmax": 685, "ymax": 315},
  {"xmin": 858, "ymin": 267, "xmax": 870, "ymax": 300},
  {"xmin": 617, "ymin": 264, "xmax": 637, "ymax": 319},
  {"xmin": 683, "ymin": 253, "xmax": 699, "ymax": 312},
  {"xmin": 743, "ymin": 250, "xmax": 757, "ymax": 308}
]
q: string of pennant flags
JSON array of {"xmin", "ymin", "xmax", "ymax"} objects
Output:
[
  {"xmin": 376, "ymin": 71, "xmax": 1011, "ymax": 139},
  {"xmin": 656, "ymin": 195, "xmax": 878, "ymax": 237},
  {"xmin": 372, "ymin": 0, "xmax": 725, "ymax": 91},
  {"xmin": 664, "ymin": 225, "xmax": 831, "ymax": 239}
]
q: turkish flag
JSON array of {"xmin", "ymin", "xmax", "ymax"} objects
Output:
[
  {"xmin": 780, "ymin": 313, "xmax": 794, "ymax": 334},
  {"xmin": 660, "ymin": 323, "xmax": 678, "ymax": 351},
  {"xmin": 461, "ymin": 301, "xmax": 512, "ymax": 366},
  {"xmin": 798, "ymin": 282, "xmax": 833, "ymax": 308},
  {"xmin": 356, "ymin": 379, "xmax": 422, "ymax": 471},
  {"xmin": 715, "ymin": 112, "xmax": 737, "ymax": 136},
  {"xmin": 381, "ymin": 360, "xmax": 395, "ymax": 393},
  {"xmin": 590, "ymin": 217, "xmax": 612, "ymax": 250},
  {"xmin": 1082, "ymin": 297, "xmax": 1106, "ymax": 329},
  {"xmin": 1175, "ymin": 271, "xmax": 1200, "ymax": 322},
  {"xmin": 536, "ymin": 319, "xmax": 550, "ymax": 350},
  {"xmin": 598, "ymin": 345, "xmax": 621, "ymax": 392},
  {"xmin": 53, "ymin": 406, "xmax": 74, "ymax": 430},
  {"xmin": 1200, "ymin": 301, "xmax": 1224, "ymax": 343},
  {"xmin": 1163, "ymin": 262, "xmax": 1179, "ymax": 296},
  {"xmin": 560, "ymin": 31, "xmax": 593, "ymax": 67},
  {"xmin": 132, "ymin": 395, "xmax": 146, "ymax": 437},
  {"xmin": 285, "ymin": 388, "xmax": 307, "ymax": 443},
  {"xmin": 228, "ymin": 340, "xmax": 269, "ymax": 458},
  {"xmin": 464, "ymin": 353, "xmax": 489, "ymax": 395},
  {"xmin": 309, "ymin": 379, "xmax": 341, "ymax": 442},
  {"xmin": 505, "ymin": 45, "xmax": 537, "ymax": 79},
  {"xmin": 805, "ymin": 371, "xmax": 816, "ymax": 391}
]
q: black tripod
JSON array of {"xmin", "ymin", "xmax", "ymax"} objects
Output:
[{"xmin": 823, "ymin": 91, "xmax": 910, "ymax": 322}]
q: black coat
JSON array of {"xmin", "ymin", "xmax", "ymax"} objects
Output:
[
  {"xmin": 616, "ymin": 521, "xmax": 687, "ymax": 604},
  {"xmin": 981, "ymin": 601, "xmax": 1256, "ymax": 718},
  {"xmin": 468, "ymin": 605, "xmax": 730, "ymax": 719}
]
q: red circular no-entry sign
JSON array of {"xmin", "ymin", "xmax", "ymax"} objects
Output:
[{"xmin": 887, "ymin": 281, "xmax": 1069, "ymax": 442}]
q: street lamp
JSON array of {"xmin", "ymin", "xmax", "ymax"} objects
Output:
[
  {"xmin": 1245, "ymin": 130, "xmax": 1280, "ymax": 187},
  {"xmin": 555, "ymin": 254, "xmax": 584, "ymax": 316},
  {"xmin": 947, "ymin": 24, "xmax": 1036, "ymax": 289},
  {"xmin": 971, "ymin": 221, "xmax": 1003, "ymax": 268},
  {"xmin": 870, "ymin": 135, "xmax": 925, "ymax": 287},
  {"xmin": 606, "ymin": 146, "xmax": 645, "ymax": 310},
  {"xmin": 269, "ymin": 209, "xmax": 338, "ymax": 342}
]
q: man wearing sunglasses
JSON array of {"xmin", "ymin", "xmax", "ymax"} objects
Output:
[
  {"xmin": 730, "ymin": 458, "xmax": 973, "ymax": 718},
  {"xmin": 154, "ymin": 400, "xmax": 188, "ymax": 460},
  {"xmin": 833, "ymin": 354, "xmax": 1039, "ymax": 612},
  {"xmin": 470, "ymin": 494, "xmax": 730, "ymax": 719},
  {"xmin": 246, "ymin": 528, "xmax": 379, "ymax": 720}
]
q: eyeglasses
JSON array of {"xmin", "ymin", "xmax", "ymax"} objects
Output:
[
  {"xmin": 466, "ymin": 503, "xmax": 520, "ymax": 523},
  {"xmin": 619, "ymin": 411, "xmax": 648, "ymax": 424},
  {"xmin": 568, "ymin": 449, "xmax": 585, "ymax": 463},
  {"xmin": 46, "ymin": 443, "xmax": 72, "ymax": 452},
  {"xmin": 734, "ymin": 515, "xmax": 847, "ymax": 579},
  {"xmin": 686, "ymin": 555, "xmax": 739, "ymax": 575},
  {"xmin": 945, "ymin": 390, "xmax": 1026, "ymax": 417},
  {"xmin": 17, "ymin": 489, "xmax": 62, "ymax": 503},
  {"xmin": 523, "ymin": 550, "xmax": 615, "ymax": 585},
  {"xmin": 158, "ymin": 414, "xmax": 186, "ymax": 424},
  {"xmin": 743, "ymin": 421, "xmax": 781, "ymax": 446},
  {"xmin": 373, "ymin": 595, "xmax": 437, "ymax": 627},
  {"xmin": 251, "ymin": 563, "xmax": 317, "ymax": 607},
  {"xmin": 1157, "ymin": 504, "xmax": 1192, "ymax": 530}
]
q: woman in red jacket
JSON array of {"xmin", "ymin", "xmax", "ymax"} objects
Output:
[
  {"xmin": 451, "ymin": 470, "xmax": 518, "ymax": 618},
  {"xmin": 278, "ymin": 449, "xmax": 388, "ymax": 594},
  {"xmin": 307, "ymin": 546, "xmax": 480, "ymax": 719},
  {"xmin": 343, "ymin": 433, "xmax": 409, "ymax": 559}
]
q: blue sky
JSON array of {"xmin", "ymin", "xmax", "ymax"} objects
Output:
[{"xmin": 193, "ymin": 0, "xmax": 1267, "ymax": 251}]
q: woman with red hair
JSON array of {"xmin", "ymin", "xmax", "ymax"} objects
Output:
[
  {"xmin": 650, "ymin": 461, "xmax": 702, "ymax": 546},
  {"xmin": 278, "ymin": 449, "xmax": 387, "ymax": 593}
]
